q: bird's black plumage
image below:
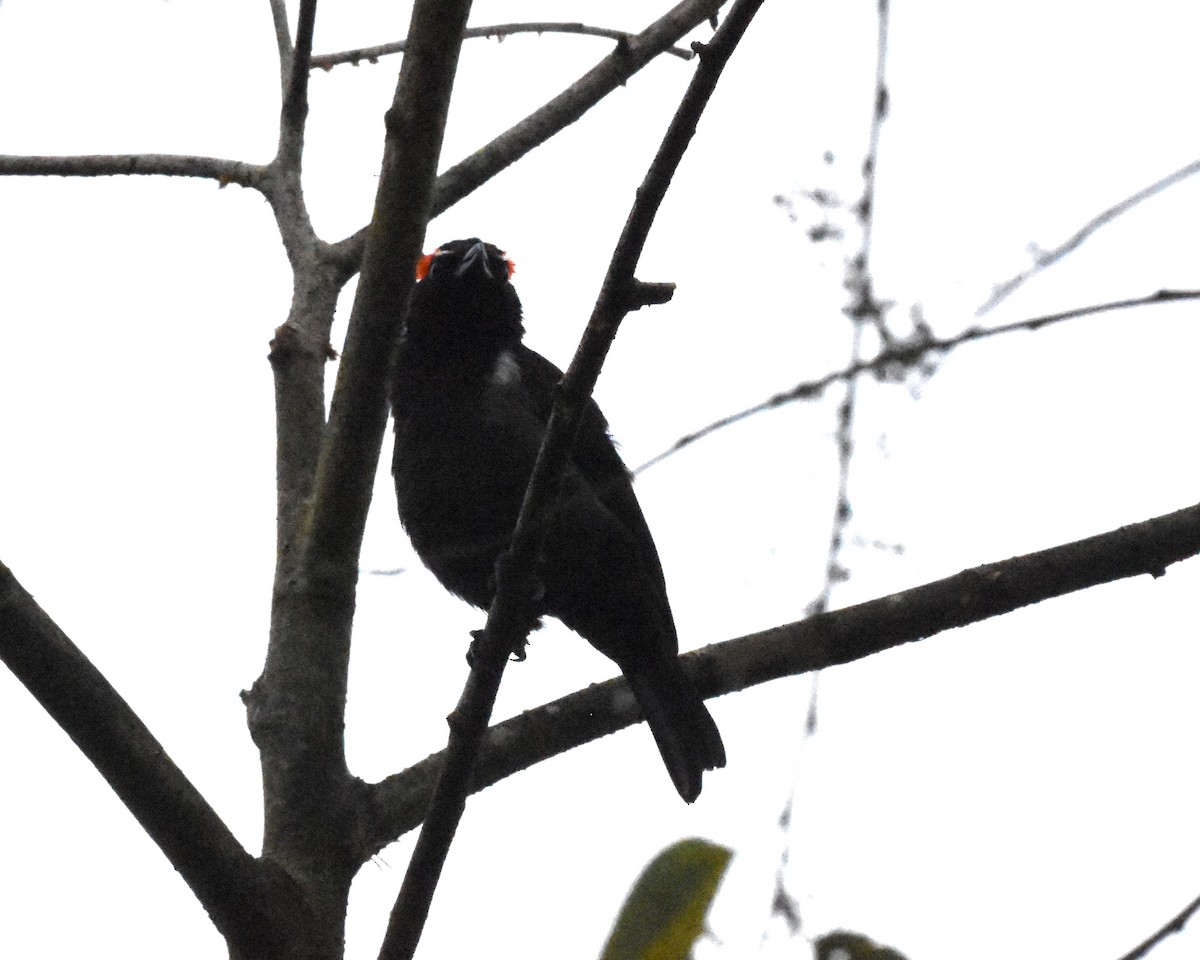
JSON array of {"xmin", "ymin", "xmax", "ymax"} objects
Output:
[{"xmin": 390, "ymin": 238, "xmax": 725, "ymax": 802}]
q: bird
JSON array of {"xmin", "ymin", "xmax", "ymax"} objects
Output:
[{"xmin": 389, "ymin": 237, "xmax": 725, "ymax": 802}]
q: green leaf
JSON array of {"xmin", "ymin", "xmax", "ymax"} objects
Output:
[{"xmin": 599, "ymin": 838, "xmax": 733, "ymax": 960}]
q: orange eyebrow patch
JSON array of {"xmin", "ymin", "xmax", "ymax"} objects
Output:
[{"xmin": 416, "ymin": 250, "xmax": 438, "ymax": 280}]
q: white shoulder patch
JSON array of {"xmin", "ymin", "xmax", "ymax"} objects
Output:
[{"xmin": 490, "ymin": 350, "xmax": 522, "ymax": 388}]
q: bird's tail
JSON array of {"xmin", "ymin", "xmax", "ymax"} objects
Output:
[{"xmin": 625, "ymin": 658, "xmax": 725, "ymax": 803}]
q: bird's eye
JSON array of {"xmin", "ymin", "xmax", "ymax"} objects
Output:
[{"xmin": 416, "ymin": 244, "xmax": 514, "ymax": 281}]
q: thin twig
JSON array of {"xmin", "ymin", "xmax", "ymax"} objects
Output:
[
  {"xmin": 769, "ymin": 3, "xmax": 890, "ymax": 940},
  {"xmin": 312, "ymin": 21, "xmax": 694, "ymax": 70},
  {"xmin": 634, "ymin": 288, "xmax": 1200, "ymax": 474},
  {"xmin": 358, "ymin": 498, "xmax": 1200, "ymax": 854},
  {"xmin": 0, "ymin": 153, "xmax": 267, "ymax": 188},
  {"xmin": 977, "ymin": 157, "xmax": 1200, "ymax": 316},
  {"xmin": 1112, "ymin": 890, "xmax": 1200, "ymax": 960},
  {"xmin": 811, "ymin": 0, "xmax": 891, "ymax": 617},
  {"xmin": 841, "ymin": 0, "xmax": 890, "ymax": 337},
  {"xmin": 377, "ymin": 3, "xmax": 766, "ymax": 957}
]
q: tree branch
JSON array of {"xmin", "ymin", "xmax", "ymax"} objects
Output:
[
  {"xmin": 263, "ymin": 0, "xmax": 350, "ymax": 612},
  {"xmin": 311, "ymin": 21, "xmax": 694, "ymax": 71},
  {"xmin": 278, "ymin": 0, "xmax": 319, "ymax": 168},
  {"xmin": 300, "ymin": 2, "xmax": 472, "ymax": 604},
  {"xmin": 1113, "ymin": 889, "xmax": 1200, "ymax": 960},
  {"xmin": 635, "ymin": 288, "xmax": 1200, "ymax": 474},
  {"xmin": 326, "ymin": 0, "xmax": 727, "ymax": 267},
  {"xmin": 359, "ymin": 499, "xmax": 1200, "ymax": 855},
  {"xmin": 268, "ymin": 0, "xmax": 293, "ymax": 86},
  {"xmin": 267, "ymin": 258, "xmax": 345, "ymax": 583},
  {"xmin": 810, "ymin": 0, "xmax": 891, "ymax": 619},
  {"xmin": 0, "ymin": 561, "xmax": 302, "ymax": 955},
  {"xmin": 977, "ymin": 156, "xmax": 1200, "ymax": 316},
  {"xmin": 378, "ymin": 3, "xmax": 766, "ymax": 956},
  {"xmin": 0, "ymin": 153, "xmax": 267, "ymax": 188}
]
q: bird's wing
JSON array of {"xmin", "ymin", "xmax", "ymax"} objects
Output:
[{"xmin": 512, "ymin": 345, "xmax": 675, "ymax": 613}]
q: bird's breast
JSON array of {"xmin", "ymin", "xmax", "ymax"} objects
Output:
[{"xmin": 488, "ymin": 349, "xmax": 522, "ymax": 388}]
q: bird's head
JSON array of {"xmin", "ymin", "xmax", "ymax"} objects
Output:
[
  {"xmin": 416, "ymin": 237, "xmax": 515, "ymax": 285},
  {"xmin": 407, "ymin": 238, "xmax": 523, "ymax": 353}
]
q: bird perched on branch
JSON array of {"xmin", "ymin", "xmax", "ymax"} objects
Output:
[{"xmin": 390, "ymin": 238, "xmax": 725, "ymax": 802}]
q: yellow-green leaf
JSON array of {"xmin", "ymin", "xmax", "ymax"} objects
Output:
[{"xmin": 599, "ymin": 838, "xmax": 733, "ymax": 960}]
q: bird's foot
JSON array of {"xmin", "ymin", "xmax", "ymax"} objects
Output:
[{"xmin": 465, "ymin": 625, "xmax": 535, "ymax": 666}]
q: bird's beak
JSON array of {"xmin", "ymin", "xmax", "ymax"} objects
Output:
[{"xmin": 455, "ymin": 240, "xmax": 492, "ymax": 279}]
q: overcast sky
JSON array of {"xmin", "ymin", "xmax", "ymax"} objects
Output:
[{"xmin": 2, "ymin": 2, "xmax": 1200, "ymax": 959}]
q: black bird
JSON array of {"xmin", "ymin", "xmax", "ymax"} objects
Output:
[{"xmin": 390, "ymin": 238, "xmax": 725, "ymax": 802}]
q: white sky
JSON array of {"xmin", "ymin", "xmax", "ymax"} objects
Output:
[{"xmin": 2, "ymin": 2, "xmax": 1200, "ymax": 959}]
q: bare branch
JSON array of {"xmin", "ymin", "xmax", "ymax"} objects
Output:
[
  {"xmin": 627, "ymin": 279, "xmax": 677, "ymax": 308},
  {"xmin": 311, "ymin": 21, "xmax": 694, "ymax": 71},
  {"xmin": 361, "ymin": 498, "xmax": 1200, "ymax": 853},
  {"xmin": 765, "ymin": 10, "xmax": 895, "ymax": 935},
  {"xmin": 265, "ymin": 0, "xmax": 323, "ymax": 266},
  {"xmin": 278, "ymin": 0, "xmax": 319, "ymax": 167},
  {"xmin": 811, "ymin": 0, "xmax": 891, "ymax": 620},
  {"xmin": 0, "ymin": 153, "xmax": 267, "ymax": 189},
  {"xmin": 813, "ymin": 331, "xmax": 860, "ymax": 599},
  {"xmin": 0, "ymin": 561, "xmax": 301, "ymax": 954},
  {"xmin": 326, "ymin": 0, "xmax": 727, "ymax": 267},
  {"xmin": 301, "ymin": 4, "xmax": 470, "ymax": 596},
  {"xmin": 1113, "ymin": 890, "xmax": 1200, "ymax": 960},
  {"xmin": 267, "ymin": 260, "xmax": 345, "ymax": 572},
  {"xmin": 378, "ymin": 4, "xmax": 766, "ymax": 956},
  {"xmin": 255, "ymin": 8, "xmax": 335, "ymax": 561},
  {"xmin": 978, "ymin": 156, "xmax": 1200, "ymax": 316},
  {"xmin": 261, "ymin": 6, "xmax": 346, "ymax": 581},
  {"xmin": 841, "ymin": 0, "xmax": 890, "ymax": 334},
  {"xmin": 635, "ymin": 288, "xmax": 1200, "ymax": 474},
  {"xmin": 268, "ymin": 0, "xmax": 293, "ymax": 85}
]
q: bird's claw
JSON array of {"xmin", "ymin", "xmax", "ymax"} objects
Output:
[{"xmin": 466, "ymin": 626, "xmax": 531, "ymax": 666}]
